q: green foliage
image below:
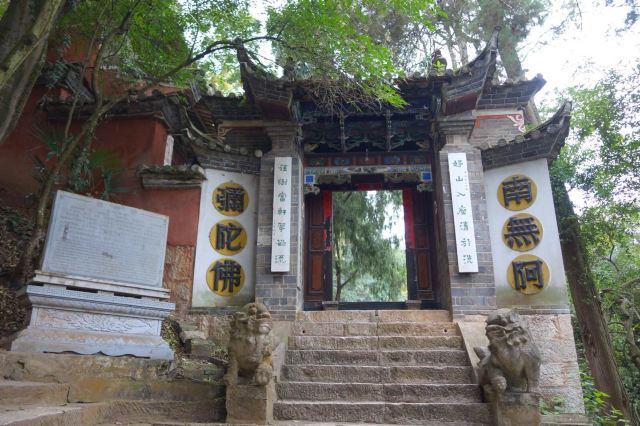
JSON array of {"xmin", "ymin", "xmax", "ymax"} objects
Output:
[
  {"xmin": 539, "ymin": 396, "xmax": 565, "ymax": 415},
  {"xmin": 564, "ymin": 68, "xmax": 640, "ymax": 202},
  {"xmin": 0, "ymin": 0, "xmax": 8, "ymax": 19},
  {"xmin": 266, "ymin": 0, "xmax": 440, "ymax": 108},
  {"xmin": 332, "ymin": 190, "xmax": 407, "ymax": 302},
  {"xmin": 581, "ymin": 369, "xmax": 630, "ymax": 425},
  {"xmin": 31, "ymin": 126, "xmax": 128, "ymax": 201},
  {"xmin": 58, "ymin": 0, "xmax": 259, "ymax": 88},
  {"xmin": 552, "ymin": 64, "xmax": 640, "ymax": 422}
]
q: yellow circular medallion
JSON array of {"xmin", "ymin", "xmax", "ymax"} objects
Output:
[
  {"xmin": 206, "ymin": 259, "xmax": 245, "ymax": 296},
  {"xmin": 507, "ymin": 254, "xmax": 550, "ymax": 295},
  {"xmin": 497, "ymin": 174, "xmax": 537, "ymax": 211},
  {"xmin": 209, "ymin": 220, "xmax": 247, "ymax": 255},
  {"xmin": 212, "ymin": 182, "xmax": 248, "ymax": 216},
  {"xmin": 501, "ymin": 213, "xmax": 543, "ymax": 252}
]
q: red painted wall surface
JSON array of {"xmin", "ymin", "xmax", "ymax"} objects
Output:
[{"xmin": 0, "ymin": 92, "xmax": 200, "ymax": 246}]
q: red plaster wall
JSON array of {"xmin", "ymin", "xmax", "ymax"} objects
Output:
[
  {"xmin": 118, "ymin": 188, "xmax": 200, "ymax": 246},
  {"xmin": 0, "ymin": 92, "xmax": 200, "ymax": 247},
  {"xmin": 0, "ymin": 87, "xmax": 50, "ymax": 207}
]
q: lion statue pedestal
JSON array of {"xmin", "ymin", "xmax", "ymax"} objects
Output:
[
  {"xmin": 474, "ymin": 309, "xmax": 542, "ymax": 426},
  {"xmin": 224, "ymin": 303, "xmax": 275, "ymax": 425}
]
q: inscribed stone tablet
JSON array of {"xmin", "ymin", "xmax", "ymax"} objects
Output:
[{"xmin": 41, "ymin": 191, "xmax": 169, "ymax": 287}]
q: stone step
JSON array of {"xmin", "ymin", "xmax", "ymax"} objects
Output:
[
  {"xmin": 276, "ymin": 382, "xmax": 482, "ymax": 403},
  {"xmin": 179, "ymin": 329, "xmax": 207, "ymax": 342},
  {"xmin": 185, "ymin": 339, "xmax": 220, "ymax": 360},
  {"xmin": 66, "ymin": 377, "xmax": 225, "ymax": 403},
  {"xmin": 280, "ymin": 365, "xmax": 474, "ymax": 384},
  {"xmin": 0, "ymin": 402, "xmax": 109, "ymax": 426},
  {"xmin": 0, "ymin": 398, "xmax": 227, "ymax": 426},
  {"xmin": 103, "ymin": 399, "xmax": 225, "ymax": 424},
  {"xmin": 295, "ymin": 310, "xmax": 451, "ymax": 323},
  {"xmin": 288, "ymin": 335, "xmax": 464, "ymax": 351},
  {"xmin": 377, "ymin": 322, "xmax": 460, "ymax": 336},
  {"xmin": 273, "ymin": 401, "xmax": 490, "ymax": 424},
  {"xmin": 293, "ymin": 322, "xmax": 377, "ymax": 336},
  {"xmin": 377, "ymin": 310, "xmax": 451, "ymax": 323},
  {"xmin": 291, "ymin": 322, "xmax": 459, "ymax": 337},
  {"xmin": 541, "ymin": 414, "xmax": 592, "ymax": 425},
  {"xmin": 286, "ymin": 349, "xmax": 469, "ymax": 366},
  {"xmin": 0, "ymin": 380, "xmax": 69, "ymax": 408}
]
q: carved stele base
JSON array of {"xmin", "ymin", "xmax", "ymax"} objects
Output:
[
  {"xmin": 226, "ymin": 382, "xmax": 275, "ymax": 425},
  {"xmin": 10, "ymin": 272, "xmax": 175, "ymax": 360},
  {"xmin": 490, "ymin": 391, "xmax": 541, "ymax": 426}
]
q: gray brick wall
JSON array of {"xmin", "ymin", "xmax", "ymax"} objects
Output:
[
  {"xmin": 438, "ymin": 133, "xmax": 496, "ymax": 317},
  {"xmin": 468, "ymin": 114, "xmax": 522, "ymax": 149},
  {"xmin": 197, "ymin": 151, "xmax": 261, "ymax": 175},
  {"xmin": 254, "ymin": 124, "xmax": 304, "ymax": 321}
]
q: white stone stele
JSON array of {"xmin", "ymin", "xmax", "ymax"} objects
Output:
[
  {"xmin": 11, "ymin": 191, "xmax": 175, "ymax": 360},
  {"xmin": 41, "ymin": 191, "xmax": 168, "ymax": 288}
]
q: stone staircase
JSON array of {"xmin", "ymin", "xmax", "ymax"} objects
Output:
[
  {"xmin": 273, "ymin": 310, "xmax": 491, "ymax": 425},
  {"xmin": 0, "ymin": 351, "xmax": 226, "ymax": 425}
]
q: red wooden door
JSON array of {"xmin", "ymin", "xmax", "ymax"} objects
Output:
[
  {"xmin": 403, "ymin": 188, "xmax": 435, "ymax": 301},
  {"xmin": 304, "ymin": 191, "xmax": 333, "ymax": 301}
]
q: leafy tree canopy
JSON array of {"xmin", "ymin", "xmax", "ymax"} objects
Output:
[{"xmin": 332, "ymin": 191, "xmax": 406, "ymax": 302}]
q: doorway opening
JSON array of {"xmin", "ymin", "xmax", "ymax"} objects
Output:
[{"xmin": 332, "ymin": 190, "xmax": 407, "ymax": 302}]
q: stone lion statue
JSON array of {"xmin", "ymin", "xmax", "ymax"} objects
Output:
[
  {"xmin": 474, "ymin": 309, "xmax": 541, "ymax": 399},
  {"xmin": 223, "ymin": 302, "xmax": 274, "ymax": 386}
]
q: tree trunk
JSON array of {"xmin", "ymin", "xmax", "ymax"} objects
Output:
[
  {"xmin": 497, "ymin": 32, "xmax": 524, "ymax": 80},
  {"xmin": 551, "ymin": 175, "xmax": 634, "ymax": 423},
  {"xmin": 0, "ymin": 0, "xmax": 67, "ymax": 144}
]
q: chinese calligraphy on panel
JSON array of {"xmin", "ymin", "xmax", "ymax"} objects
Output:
[
  {"xmin": 271, "ymin": 157, "xmax": 292, "ymax": 272},
  {"xmin": 448, "ymin": 153, "xmax": 478, "ymax": 273}
]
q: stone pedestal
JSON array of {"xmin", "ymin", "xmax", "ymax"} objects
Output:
[
  {"xmin": 226, "ymin": 382, "xmax": 275, "ymax": 424},
  {"xmin": 11, "ymin": 272, "xmax": 174, "ymax": 360},
  {"xmin": 491, "ymin": 392, "xmax": 541, "ymax": 426}
]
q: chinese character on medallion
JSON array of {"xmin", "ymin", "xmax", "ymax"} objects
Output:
[
  {"xmin": 497, "ymin": 174, "xmax": 537, "ymax": 211},
  {"xmin": 502, "ymin": 213, "xmax": 543, "ymax": 251},
  {"xmin": 210, "ymin": 220, "xmax": 247, "ymax": 255},
  {"xmin": 213, "ymin": 182, "xmax": 248, "ymax": 216},
  {"xmin": 206, "ymin": 259, "xmax": 245, "ymax": 296},
  {"xmin": 507, "ymin": 254, "xmax": 549, "ymax": 295}
]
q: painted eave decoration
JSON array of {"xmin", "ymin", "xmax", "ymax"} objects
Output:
[{"xmin": 480, "ymin": 101, "xmax": 573, "ymax": 171}]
